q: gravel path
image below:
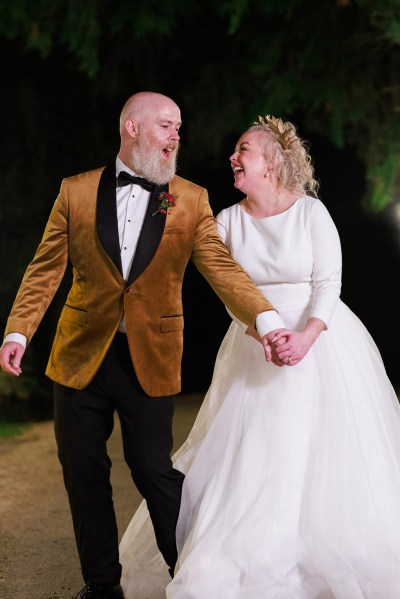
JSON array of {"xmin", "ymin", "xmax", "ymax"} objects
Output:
[{"xmin": 0, "ymin": 393, "xmax": 203, "ymax": 599}]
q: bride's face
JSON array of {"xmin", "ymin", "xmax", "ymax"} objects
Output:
[{"xmin": 229, "ymin": 131, "xmax": 269, "ymax": 193}]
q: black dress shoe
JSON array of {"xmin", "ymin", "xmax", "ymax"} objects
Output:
[{"xmin": 75, "ymin": 583, "xmax": 125, "ymax": 599}]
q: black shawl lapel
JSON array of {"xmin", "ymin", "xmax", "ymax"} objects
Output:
[
  {"xmin": 126, "ymin": 183, "xmax": 168, "ymax": 286},
  {"xmin": 96, "ymin": 164, "xmax": 123, "ymax": 275}
]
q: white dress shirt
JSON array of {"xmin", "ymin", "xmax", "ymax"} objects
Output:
[{"xmin": 115, "ymin": 156, "xmax": 151, "ymax": 332}]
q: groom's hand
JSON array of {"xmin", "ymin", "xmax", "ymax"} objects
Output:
[
  {"xmin": 261, "ymin": 329, "xmax": 287, "ymax": 364},
  {"xmin": 0, "ymin": 341, "xmax": 25, "ymax": 376}
]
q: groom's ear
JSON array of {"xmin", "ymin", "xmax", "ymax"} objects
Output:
[{"xmin": 125, "ymin": 118, "xmax": 139, "ymax": 139}]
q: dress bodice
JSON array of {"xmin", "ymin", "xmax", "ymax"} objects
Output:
[{"xmin": 216, "ymin": 196, "xmax": 342, "ymax": 326}]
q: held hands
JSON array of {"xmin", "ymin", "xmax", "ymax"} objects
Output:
[
  {"xmin": 262, "ymin": 329, "xmax": 288, "ymax": 365},
  {"xmin": 0, "ymin": 341, "xmax": 25, "ymax": 376},
  {"xmin": 268, "ymin": 318, "xmax": 326, "ymax": 366},
  {"xmin": 246, "ymin": 326, "xmax": 288, "ymax": 363},
  {"xmin": 269, "ymin": 330, "xmax": 309, "ymax": 366},
  {"xmin": 249, "ymin": 317, "xmax": 325, "ymax": 367}
]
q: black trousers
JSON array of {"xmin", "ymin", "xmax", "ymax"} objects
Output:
[{"xmin": 53, "ymin": 333, "xmax": 184, "ymax": 587}]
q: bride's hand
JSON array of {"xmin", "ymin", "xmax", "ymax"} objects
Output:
[
  {"xmin": 273, "ymin": 330, "xmax": 310, "ymax": 366},
  {"xmin": 274, "ymin": 318, "xmax": 326, "ymax": 366}
]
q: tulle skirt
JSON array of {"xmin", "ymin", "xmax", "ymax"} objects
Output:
[{"xmin": 119, "ymin": 300, "xmax": 400, "ymax": 598}]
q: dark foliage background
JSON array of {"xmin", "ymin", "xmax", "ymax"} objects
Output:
[{"xmin": 1, "ymin": 0, "xmax": 399, "ymax": 419}]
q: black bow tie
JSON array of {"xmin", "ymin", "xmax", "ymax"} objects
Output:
[{"xmin": 117, "ymin": 171, "xmax": 154, "ymax": 191}]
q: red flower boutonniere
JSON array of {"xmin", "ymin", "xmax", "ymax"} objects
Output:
[{"xmin": 152, "ymin": 191, "xmax": 178, "ymax": 217}]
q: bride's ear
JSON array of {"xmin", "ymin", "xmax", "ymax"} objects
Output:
[{"xmin": 263, "ymin": 162, "xmax": 274, "ymax": 178}]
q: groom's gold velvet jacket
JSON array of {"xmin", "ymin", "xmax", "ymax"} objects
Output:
[{"xmin": 5, "ymin": 166, "xmax": 275, "ymax": 396}]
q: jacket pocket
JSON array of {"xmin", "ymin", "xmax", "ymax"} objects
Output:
[
  {"xmin": 60, "ymin": 304, "xmax": 88, "ymax": 325},
  {"xmin": 161, "ymin": 315, "xmax": 184, "ymax": 332},
  {"xmin": 163, "ymin": 227, "xmax": 189, "ymax": 235}
]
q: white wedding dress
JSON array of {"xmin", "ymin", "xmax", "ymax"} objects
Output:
[{"xmin": 119, "ymin": 196, "xmax": 400, "ymax": 599}]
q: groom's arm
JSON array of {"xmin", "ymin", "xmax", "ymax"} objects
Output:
[
  {"xmin": 1, "ymin": 188, "xmax": 69, "ymax": 376},
  {"xmin": 190, "ymin": 189, "xmax": 285, "ymax": 355}
]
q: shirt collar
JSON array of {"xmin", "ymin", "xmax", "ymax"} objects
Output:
[{"xmin": 115, "ymin": 155, "xmax": 140, "ymax": 177}]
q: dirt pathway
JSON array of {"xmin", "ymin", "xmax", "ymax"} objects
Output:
[{"xmin": 0, "ymin": 393, "xmax": 203, "ymax": 599}]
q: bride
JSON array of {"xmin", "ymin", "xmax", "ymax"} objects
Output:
[{"xmin": 119, "ymin": 115, "xmax": 400, "ymax": 598}]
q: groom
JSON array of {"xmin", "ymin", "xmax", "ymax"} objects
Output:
[{"xmin": 0, "ymin": 92, "xmax": 284, "ymax": 599}]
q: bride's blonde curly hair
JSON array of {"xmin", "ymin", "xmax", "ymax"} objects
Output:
[{"xmin": 249, "ymin": 115, "xmax": 319, "ymax": 196}]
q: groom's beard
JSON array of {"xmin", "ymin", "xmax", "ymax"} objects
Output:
[{"xmin": 130, "ymin": 129, "xmax": 178, "ymax": 185}]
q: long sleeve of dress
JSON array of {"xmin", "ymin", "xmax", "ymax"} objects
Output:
[{"xmin": 308, "ymin": 200, "xmax": 342, "ymax": 328}]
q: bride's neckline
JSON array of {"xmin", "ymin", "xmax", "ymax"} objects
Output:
[{"xmin": 239, "ymin": 195, "xmax": 305, "ymax": 220}]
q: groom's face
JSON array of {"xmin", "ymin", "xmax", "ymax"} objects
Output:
[{"xmin": 131, "ymin": 101, "xmax": 181, "ymax": 185}]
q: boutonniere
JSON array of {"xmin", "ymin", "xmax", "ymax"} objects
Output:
[{"xmin": 152, "ymin": 191, "xmax": 178, "ymax": 217}]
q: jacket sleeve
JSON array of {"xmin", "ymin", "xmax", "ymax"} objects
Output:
[{"xmin": 4, "ymin": 184, "xmax": 69, "ymax": 342}]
